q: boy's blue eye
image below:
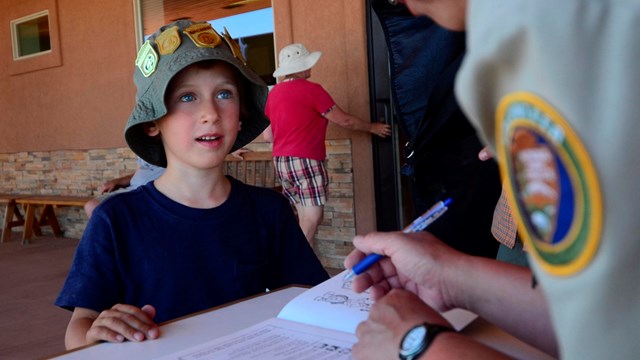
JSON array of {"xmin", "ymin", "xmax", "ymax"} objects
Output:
[
  {"xmin": 179, "ymin": 93, "xmax": 195, "ymax": 102},
  {"xmin": 216, "ymin": 90, "xmax": 234, "ymax": 100}
]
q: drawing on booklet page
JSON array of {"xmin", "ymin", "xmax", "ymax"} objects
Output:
[{"xmin": 313, "ymin": 291, "xmax": 372, "ymax": 312}]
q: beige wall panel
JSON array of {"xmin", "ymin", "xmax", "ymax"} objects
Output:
[
  {"xmin": 0, "ymin": 0, "xmax": 136, "ymax": 153},
  {"xmin": 272, "ymin": 0, "xmax": 376, "ymax": 233}
]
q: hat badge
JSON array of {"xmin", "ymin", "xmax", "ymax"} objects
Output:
[
  {"xmin": 222, "ymin": 27, "xmax": 247, "ymax": 65},
  {"xmin": 183, "ymin": 22, "xmax": 221, "ymax": 48},
  {"xmin": 135, "ymin": 40, "xmax": 158, "ymax": 77},
  {"xmin": 155, "ymin": 26, "xmax": 181, "ymax": 55}
]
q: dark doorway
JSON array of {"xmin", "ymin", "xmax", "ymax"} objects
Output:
[{"xmin": 365, "ymin": 0, "xmax": 409, "ymax": 231}]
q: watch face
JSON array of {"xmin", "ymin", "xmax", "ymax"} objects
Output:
[{"xmin": 401, "ymin": 325, "xmax": 427, "ymax": 354}]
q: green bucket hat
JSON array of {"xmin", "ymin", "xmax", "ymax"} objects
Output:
[{"xmin": 125, "ymin": 19, "xmax": 270, "ymax": 168}]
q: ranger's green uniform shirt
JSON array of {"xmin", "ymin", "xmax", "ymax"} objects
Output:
[{"xmin": 456, "ymin": 0, "xmax": 640, "ymax": 358}]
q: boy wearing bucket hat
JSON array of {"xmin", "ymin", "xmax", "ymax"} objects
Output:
[
  {"xmin": 265, "ymin": 43, "xmax": 391, "ymax": 246},
  {"xmin": 56, "ymin": 20, "xmax": 328, "ymax": 350}
]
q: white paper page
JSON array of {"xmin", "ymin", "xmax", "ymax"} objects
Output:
[
  {"xmin": 278, "ymin": 270, "xmax": 477, "ymax": 334},
  {"xmin": 277, "ymin": 270, "xmax": 371, "ymax": 334},
  {"xmin": 156, "ymin": 317, "xmax": 356, "ymax": 360}
]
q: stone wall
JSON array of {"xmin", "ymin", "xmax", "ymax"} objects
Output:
[{"xmin": 0, "ymin": 140, "xmax": 355, "ymax": 269}]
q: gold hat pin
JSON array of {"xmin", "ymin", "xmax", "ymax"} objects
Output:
[
  {"xmin": 183, "ymin": 22, "xmax": 221, "ymax": 48},
  {"xmin": 222, "ymin": 27, "xmax": 247, "ymax": 65},
  {"xmin": 155, "ymin": 26, "xmax": 181, "ymax": 55}
]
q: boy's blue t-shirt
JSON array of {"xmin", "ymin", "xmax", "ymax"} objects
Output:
[{"xmin": 56, "ymin": 177, "xmax": 329, "ymax": 323}]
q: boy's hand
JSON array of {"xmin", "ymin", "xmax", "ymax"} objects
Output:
[{"xmin": 86, "ymin": 304, "xmax": 159, "ymax": 344}]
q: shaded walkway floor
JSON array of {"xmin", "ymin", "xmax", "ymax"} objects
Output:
[{"xmin": 0, "ymin": 234, "xmax": 77, "ymax": 359}]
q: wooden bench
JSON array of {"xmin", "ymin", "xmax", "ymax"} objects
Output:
[
  {"xmin": 1, "ymin": 194, "xmax": 26, "ymax": 243},
  {"xmin": 224, "ymin": 151, "xmax": 279, "ymax": 190},
  {"xmin": 1, "ymin": 194, "xmax": 91, "ymax": 245}
]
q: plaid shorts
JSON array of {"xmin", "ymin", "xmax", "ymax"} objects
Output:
[{"xmin": 274, "ymin": 156, "xmax": 329, "ymax": 206}]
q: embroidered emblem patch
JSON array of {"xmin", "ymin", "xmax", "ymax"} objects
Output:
[
  {"xmin": 135, "ymin": 40, "xmax": 158, "ymax": 77},
  {"xmin": 155, "ymin": 26, "xmax": 181, "ymax": 55},
  {"xmin": 222, "ymin": 27, "xmax": 247, "ymax": 65},
  {"xmin": 183, "ymin": 22, "xmax": 221, "ymax": 48},
  {"xmin": 496, "ymin": 92, "xmax": 602, "ymax": 276}
]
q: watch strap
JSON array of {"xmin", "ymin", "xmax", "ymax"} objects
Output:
[{"xmin": 399, "ymin": 323, "xmax": 453, "ymax": 360}]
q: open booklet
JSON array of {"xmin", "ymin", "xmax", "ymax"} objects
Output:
[{"xmin": 158, "ymin": 270, "xmax": 477, "ymax": 360}]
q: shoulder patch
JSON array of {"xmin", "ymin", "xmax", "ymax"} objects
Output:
[{"xmin": 496, "ymin": 92, "xmax": 602, "ymax": 276}]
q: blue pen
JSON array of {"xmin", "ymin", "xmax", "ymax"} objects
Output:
[{"xmin": 343, "ymin": 198, "xmax": 452, "ymax": 281}]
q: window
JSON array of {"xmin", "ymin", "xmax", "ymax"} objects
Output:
[
  {"xmin": 7, "ymin": 0, "xmax": 61, "ymax": 75},
  {"xmin": 11, "ymin": 11, "xmax": 51, "ymax": 60}
]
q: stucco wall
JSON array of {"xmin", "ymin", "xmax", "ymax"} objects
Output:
[{"xmin": 0, "ymin": 0, "xmax": 136, "ymax": 153}]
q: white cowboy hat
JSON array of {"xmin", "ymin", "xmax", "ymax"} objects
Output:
[{"xmin": 272, "ymin": 43, "xmax": 322, "ymax": 77}]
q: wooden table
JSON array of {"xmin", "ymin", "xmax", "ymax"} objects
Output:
[{"xmin": 48, "ymin": 287, "xmax": 554, "ymax": 360}]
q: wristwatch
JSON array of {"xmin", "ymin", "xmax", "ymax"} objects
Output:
[{"xmin": 398, "ymin": 323, "xmax": 452, "ymax": 360}]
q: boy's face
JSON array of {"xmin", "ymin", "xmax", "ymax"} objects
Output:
[{"xmin": 149, "ymin": 61, "xmax": 241, "ymax": 170}]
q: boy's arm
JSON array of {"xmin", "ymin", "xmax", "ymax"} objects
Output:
[
  {"xmin": 65, "ymin": 305, "xmax": 160, "ymax": 350},
  {"xmin": 65, "ymin": 307, "xmax": 99, "ymax": 349}
]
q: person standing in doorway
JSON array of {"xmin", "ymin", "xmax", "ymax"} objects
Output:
[{"xmin": 264, "ymin": 43, "xmax": 391, "ymax": 246}]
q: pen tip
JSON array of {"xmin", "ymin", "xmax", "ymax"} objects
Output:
[{"xmin": 343, "ymin": 271, "xmax": 355, "ymax": 282}]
